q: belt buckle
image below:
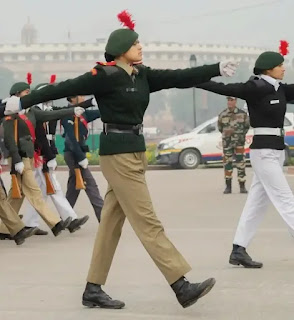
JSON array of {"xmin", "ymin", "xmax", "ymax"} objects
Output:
[
  {"xmin": 103, "ymin": 123, "xmax": 108, "ymax": 135},
  {"xmin": 280, "ymin": 128, "xmax": 285, "ymax": 136},
  {"xmin": 133, "ymin": 124, "xmax": 143, "ymax": 135}
]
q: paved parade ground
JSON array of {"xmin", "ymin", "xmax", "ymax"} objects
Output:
[{"xmin": 0, "ymin": 168, "xmax": 293, "ymax": 320}]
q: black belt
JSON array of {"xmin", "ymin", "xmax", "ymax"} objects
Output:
[{"xmin": 103, "ymin": 123, "xmax": 143, "ymax": 135}]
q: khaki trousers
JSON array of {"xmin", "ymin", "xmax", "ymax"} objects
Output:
[
  {"xmin": 0, "ymin": 179, "xmax": 24, "ymax": 236},
  {"xmin": 87, "ymin": 152, "xmax": 191, "ymax": 285},
  {"xmin": 0, "ymin": 158, "xmax": 60, "ymax": 234}
]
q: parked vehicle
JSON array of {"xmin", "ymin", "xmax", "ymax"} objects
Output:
[{"xmin": 156, "ymin": 112, "xmax": 294, "ymax": 169}]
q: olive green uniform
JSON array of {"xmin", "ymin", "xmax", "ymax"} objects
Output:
[{"xmin": 18, "ymin": 61, "xmax": 221, "ymax": 284}]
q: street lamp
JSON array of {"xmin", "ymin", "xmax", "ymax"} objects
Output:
[{"xmin": 190, "ymin": 54, "xmax": 197, "ymax": 128}]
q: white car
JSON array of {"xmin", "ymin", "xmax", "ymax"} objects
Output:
[{"xmin": 156, "ymin": 112, "xmax": 294, "ymax": 169}]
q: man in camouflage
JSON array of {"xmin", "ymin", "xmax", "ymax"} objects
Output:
[{"xmin": 218, "ymin": 96, "xmax": 250, "ymax": 194}]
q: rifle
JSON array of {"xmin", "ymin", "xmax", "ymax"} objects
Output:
[
  {"xmin": 42, "ymin": 163, "xmax": 56, "ymax": 195},
  {"xmin": 11, "ymin": 119, "xmax": 22, "ymax": 199},
  {"xmin": 74, "ymin": 116, "xmax": 86, "ymax": 190}
]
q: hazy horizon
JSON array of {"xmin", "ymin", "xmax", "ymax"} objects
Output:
[{"xmin": 0, "ymin": 0, "xmax": 291, "ymax": 51}]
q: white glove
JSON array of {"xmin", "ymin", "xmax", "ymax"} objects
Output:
[
  {"xmin": 1, "ymin": 97, "xmax": 8, "ymax": 104},
  {"xmin": 91, "ymin": 97, "xmax": 98, "ymax": 106},
  {"xmin": 15, "ymin": 162, "xmax": 24, "ymax": 174},
  {"xmin": 78, "ymin": 158, "xmax": 88, "ymax": 169},
  {"xmin": 219, "ymin": 60, "xmax": 238, "ymax": 77},
  {"xmin": 4, "ymin": 96, "xmax": 22, "ymax": 115},
  {"xmin": 47, "ymin": 158, "xmax": 57, "ymax": 170},
  {"xmin": 74, "ymin": 107, "xmax": 85, "ymax": 117}
]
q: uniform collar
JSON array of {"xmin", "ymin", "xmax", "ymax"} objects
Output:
[
  {"xmin": 115, "ymin": 61, "xmax": 134, "ymax": 76},
  {"xmin": 115, "ymin": 60, "xmax": 139, "ymax": 76},
  {"xmin": 260, "ymin": 75, "xmax": 280, "ymax": 91},
  {"xmin": 227, "ymin": 107, "xmax": 238, "ymax": 114}
]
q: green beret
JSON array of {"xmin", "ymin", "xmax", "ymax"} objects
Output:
[
  {"xmin": 254, "ymin": 51, "xmax": 284, "ymax": 75},
  {"xmin": 105, "ymin": 28, "xmax": 138, "ymax": 57},
  {"xmin": 9, "ymin": 82, "xmax": 30, "ymax": 96}
]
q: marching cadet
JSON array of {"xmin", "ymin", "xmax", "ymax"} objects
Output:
[
  {"xmin": 0, "ymin": 163, "xmax": 37, "ymax": 245},
  {"xmin": 0, "ymin": 92, "xmax": 37, "ymax": 245},
  {"xmin": 62, "ymin": 95, "xmax": 103, "ymax": 222},
  {"xmin": 23, "ymin": 83, "xmax": 89, "ymax": 234},
  {"xmin": 0, "ymin": 82, "xmax": 85, "ymax": 237},
  {"xmin": 196, "ymin": 42, "xmax": 294, "ymax": 268},
  {"xmin": 218, "ymin": 96, "xmax": 250, "ymax": 194},
  {"xmin": 4, "ymin": 10, "xmax": 237, "ymax": 310}
]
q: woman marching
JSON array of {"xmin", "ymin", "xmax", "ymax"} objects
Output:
[
  {"xmin": 4, "ymin": 11, "xmax": 237, "ymax": 309},
  {"xmin": 196, "ymin": 41, "xmax": 294, "ymax": 269}
]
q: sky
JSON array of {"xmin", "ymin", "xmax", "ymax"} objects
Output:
[{"xmin": 0, "ymin": 0, "xmax": 292, "ymax": 51}]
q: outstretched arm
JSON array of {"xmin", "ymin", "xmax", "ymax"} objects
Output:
[
  {"xmin": 21, "ymin": 69, "xmax": 106, "ymax": 109},
  {"xmin": 34, "ymin": 106, "xmax": 75, "ymax": 122},
  {"xmin": 196, "ymin": 80, "xmax": 274, "ymax": 100},
  {"xmin": 146, "ymin": 63, "xmax": 221, "ymax": 93}
]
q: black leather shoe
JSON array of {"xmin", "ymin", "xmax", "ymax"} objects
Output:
[
  {"xmin": 0, "ymin": 233, "xmax": 12, "ymax": 240},
  {"xmin": 14, "ymin": 227, "xmax": 37, "ymax": 245},
  {"xmin": 82, "ymin": 282, "xmax": 125, "ymax": 309},
  {"xmin": 25, "ymin": 227, "xmax": 48, "ymax": 236},
  {"xmin": 51, "ymin": 217, "xmax": 72, "ymax": 237},
  {"xmin": 229, "ymin": 246, "xmax": 263, "ymax": 268},
  {"xmin": 67, "ymin": 215, "xmax": 89, "ymax": 233},
  {"xmin": 63, "ymin": 217, "xmax": 73, "ymax": 229},
  {"xmin": 171, "ymin": 277, "xmax": 216, "ymax": 308}
]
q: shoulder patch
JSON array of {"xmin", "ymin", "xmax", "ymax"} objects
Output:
[
  {"xmin": 96, "ymin": 61, "xmax": 116, "ymax": 66},
  {"xmin": 4, "ymin": 116, "xmax": 12, "ymax": 120},
  {"xmin": 91, "ymin": 68, "xmax": 98, "ymax": 76}
]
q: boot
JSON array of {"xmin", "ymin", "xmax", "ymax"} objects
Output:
[
  {"xmin": 223, "ymin": 179, "xmax": 232, "ymax": 194},
  {"xmin": 171, "ymin": 277, "xmax": 216, "ymax": 308},
  {"xmin": 239, "ymin": 181, "xmax": 248, "ymax": 194},
  {"xmin": 82, "ymin": 282, "xmax": 125, "ymax": 309},
  {"xmin": 229, "ymin": 245, "xmax": 263, "ymax": 268},
  {"xmin": 14, "ymin": 227, "xmax": 37, "ymax": 245},
  {"xmin": 67, "ymin": 215, "xmax": 89, "ymax": 233}
]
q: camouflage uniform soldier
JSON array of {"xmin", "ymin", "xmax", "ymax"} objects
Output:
[{"xmin": 218, "ymin": 96, "xmax": 250, "ymax": 194}]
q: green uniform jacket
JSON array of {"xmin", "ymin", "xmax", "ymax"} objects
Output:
[
  {"xmin": 20, "ymin": 63, "xmax": 221, "ymax": 155},
  {"xmin": 4, "ymin": 106, "xmax": 75, "ymax": 165}
]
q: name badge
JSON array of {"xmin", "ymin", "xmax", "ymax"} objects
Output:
[
  {"xmin": 270, "ymin": 100, "xmax": 279, "ymax": 104},
  {"xmin": 126, "ymin": 87, "xmax": 138, "ymax": 92}
]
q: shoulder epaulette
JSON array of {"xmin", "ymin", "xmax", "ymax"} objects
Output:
[
  {"xmin": 91, "ymin": 68, "xmax": 98, "ymax": 76},
  {"xmin": 91, "ymin": 61, "xmax": 117, "ymax": 76},
  {"xmin": 96, "ymin": 61, "xmax": 117, "ymax": 66},
  {"xmin": 4, "ymin": 116, "xmax": 12, "ymax": 121}
]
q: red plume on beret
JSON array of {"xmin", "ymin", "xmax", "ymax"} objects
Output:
[
  {"xmin": 26, "ymin": 72, "xmax": 32, "ymax": 85},
  {"xmin": 279, "ymin": 40, "xmax": 289, "ymax": 56},
  {"xmin": 50, "ymin": 74, "xmax": 56, "ymax": 84},
  {"xmin": 117, "ymin": 10, "xmax": 135, "ymax": 30}
]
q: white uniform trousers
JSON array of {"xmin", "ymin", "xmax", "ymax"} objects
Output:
[
  {"xmin": 23, "ymin": 166, "xmax": 78, "ymax": 227},
  {"xmin": 233, "ymin": 149, "xmax": 294, "ymax": 247}
]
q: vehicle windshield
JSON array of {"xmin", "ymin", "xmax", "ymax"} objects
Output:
[{"xmin": 191, "ymin": 117, "xmax": 218, "ymax": 133}]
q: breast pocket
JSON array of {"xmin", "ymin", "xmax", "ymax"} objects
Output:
[{"xmin": 19, "ymin": 137, "xmax": 34, "ymax": 157}]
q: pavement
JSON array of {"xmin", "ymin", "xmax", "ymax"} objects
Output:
[{"xmin": 0, "ymin": 168, "xmax": 294, "ymax": 320}]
